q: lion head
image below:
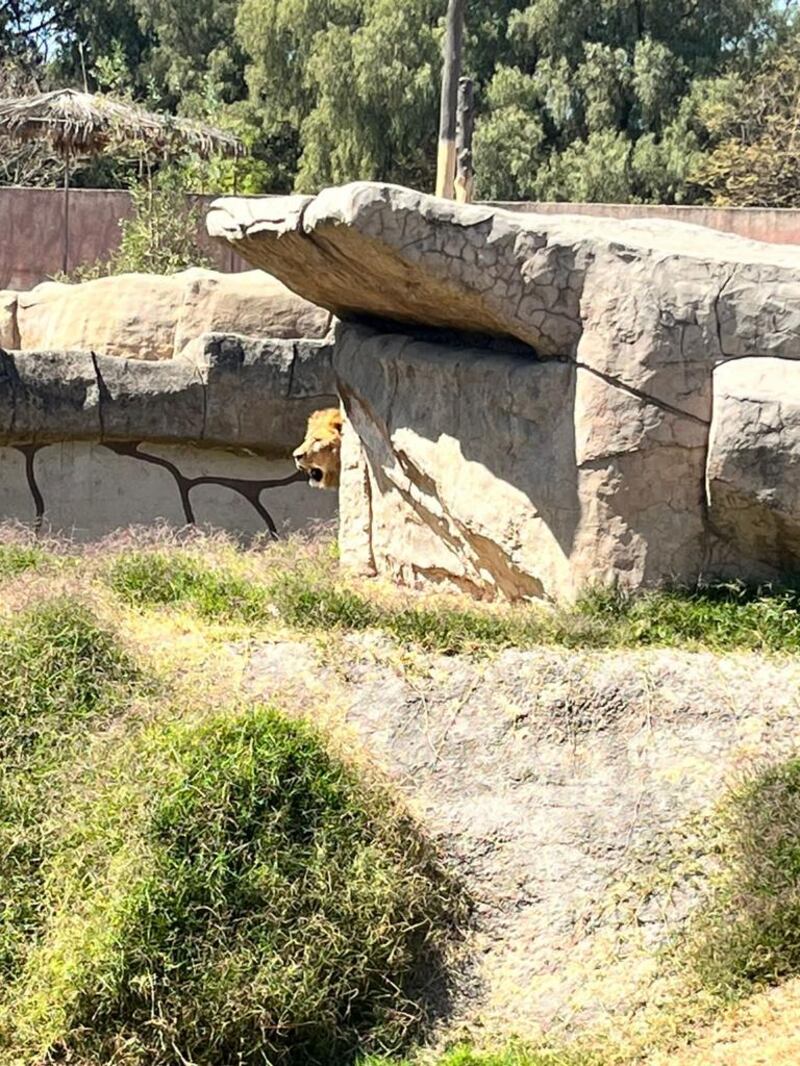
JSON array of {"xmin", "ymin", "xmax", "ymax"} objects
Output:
[{"xmin": 293, "ymin": 407, "xmax": 343, "ymax": 489}]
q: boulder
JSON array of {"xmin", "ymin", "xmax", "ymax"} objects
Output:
[
  {"xmin": 336, "ymin": 323, "xmax": 711, "ymax": 601},
  {"xmin": 708, "ymin": 359, "xmax": 800, "ymax": 568},
  {"xmin": 209, "ymin": 182, "xmax": 800, "ymax": 598},
  {"xmin": 12, "ymin": 269, "xmax": 331, "ymax": 361}
]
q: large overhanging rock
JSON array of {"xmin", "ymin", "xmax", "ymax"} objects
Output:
[{"xmin": 209, "ymin": 183, "xmax": 800, "ymax": 598}]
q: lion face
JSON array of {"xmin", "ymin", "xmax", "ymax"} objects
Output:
[{"xmin": 293, "ymin": 408, "xmax": 343, "ymax": 490}]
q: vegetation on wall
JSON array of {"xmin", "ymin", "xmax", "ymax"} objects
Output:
[{"xmin": 1, "ymin": 0, "xmax": 799, "ymax": 205}]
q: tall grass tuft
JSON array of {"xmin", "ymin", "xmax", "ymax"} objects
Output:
[
  {"xmin": 0, "ymin": 599, "xmax": 140, "ymax": 990},
  {"xmin": 4, "ymin": 706, "xmax": 461, "ymax": 1065}
]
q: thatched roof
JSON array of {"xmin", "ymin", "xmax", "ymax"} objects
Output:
[{"xmin": 0, "ymin": 88, "xmax": 244, "ymax": 159}]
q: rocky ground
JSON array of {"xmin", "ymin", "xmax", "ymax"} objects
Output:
[{"xmin": 233, "ymin": 631, "xmax": 800, "ymax": 1046}]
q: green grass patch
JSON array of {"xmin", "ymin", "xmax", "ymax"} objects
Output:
[
  {"xmin": 364, "ymin": 1044, "xmax": 602, "ymax": 1065},
  {"xmin": 686, "ymin": 756, "xmax": 800, "ymax": 998},
  {"xmin": 0, "ymin": 599, "xmax": 140, "ymax": 990},
  {"xmin": 3, "ymin": 705, "xmax": 461, "ymax": 1066},
  {"xmin": 108, "ymin": 550, "xmax": 271, "ymax": 624},
  {"xmin": 0, "ymin": 543, "xmax": 47, "ymax": 580},
  {"xmin": 106, "ymin": 549, "xmax": 800, "ymax": 653}
]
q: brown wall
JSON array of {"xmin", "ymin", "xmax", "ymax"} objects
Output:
[
  {"xmin": 0, "ymin": 187, "xmax": 248, "ymax": 290},
  {"xmin": 5, "ymin": 186, "xmax": 800, "ymax": 292},
  {"xmin": 487, "ymin": 200, "xmax": 800, "ymax": 245}
]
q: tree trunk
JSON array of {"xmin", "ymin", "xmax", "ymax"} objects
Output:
[
  {"xmin": 436, "ymin": 0, "xmax": 466, "ymax": 199},
  {"xmin": 455, "ymin": 76, "xmax": 475, "ymax": 204}
]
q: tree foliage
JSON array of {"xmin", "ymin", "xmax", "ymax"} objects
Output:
[
  {"xmin": 691, "ymin": 38, "xmax": 800, "ymax": 207},
  {"xmin": 0, "ymin": 0, "xmax": 798, "ymax": 204}
]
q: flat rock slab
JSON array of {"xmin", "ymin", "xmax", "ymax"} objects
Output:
[{"xmin": 208, "ymin": 182, "xmax": 800, "ymax": 367}]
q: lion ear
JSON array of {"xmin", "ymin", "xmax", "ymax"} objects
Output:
[{"xmin": 332, "ymin": 411, "xmax": 344, "ymax": 433}]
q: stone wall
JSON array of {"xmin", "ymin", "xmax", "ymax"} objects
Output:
[
  {"xmin": 0, "ymin": 325, "xmax": 338, "ymax": 540},
  {"xmin": 209, "ymin": 182, "xmax": 800, "ymax": 600}
]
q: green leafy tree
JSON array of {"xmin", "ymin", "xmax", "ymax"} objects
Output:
[
  {"xmin": 474, "ymin": 0, "xmax": 784, "ymax": 203},
  {"xmin": 691, "ymin": 37, "xmax": 800, "ymax": 207}
]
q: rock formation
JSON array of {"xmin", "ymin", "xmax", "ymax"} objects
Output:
[
  {"xmin": 0, "ymin": 268, "xmax": 330, "ymax": 360},
  {"xmin": 209, "ymin": 182, "xmax": 800, "ymax": 599}
]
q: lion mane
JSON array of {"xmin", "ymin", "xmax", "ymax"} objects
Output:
[{"xmin": 293, "ymin": 408, "xmax": 344, "ymax": 490}]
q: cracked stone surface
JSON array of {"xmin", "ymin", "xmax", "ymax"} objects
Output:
[
  {"xmin": 335, "ymin": 322, "xmax": 748, "ymax": 600},
  {"xmin": 0, "ymin": 333, "xmax": 336, "ymax": 456},
  {"xmin": 210, "ymin": 182, "xmax": 800, "ymax": 598},
  {"xmin": 0, "ymin": 268, "xmax": 331, "ymax": 361},
  {"xmin": 239, "ymin": 633, "xmax": 800, "ymax": 1040},
  {"xmin": 708, "ymin": 358, "xmax": 800, "ymax": 567}
]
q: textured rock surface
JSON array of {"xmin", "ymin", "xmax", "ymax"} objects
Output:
[
  {"xmin": 336, "ymin": 322, "xmax": 723, "ymax": 600},
  {"xmin": 240, "ymin": 631, "xmax": 800, "ymax": 1040},
  {"xmin": 211, "ymin": 182, "xmax": 800, "ymax": 598},
  {"xmin": 8, "ymin": 268, "xmax": 330, "ymax": 360},
  {"xmin": 0, "ymin": 334, "xmax": 336, "ymax": 456},
  {"xmin": 0, "ymin": 290, "xmax": 18, "ymax": 349},
  {"xmin": 708, "ymin": 358, "xmax": 800, "ymax": 567}
]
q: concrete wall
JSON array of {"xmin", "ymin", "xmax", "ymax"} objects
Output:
[
  {"xmin": 0, "ymin": 187, "xmax": 249, "ymax": 290},
  {"xmin": 6, "ymin": 186, "xmax": 800, "ymax": 292},
  {"xmin": 487, "ymin": 200, "xmax": 800, "ymax": 246}
]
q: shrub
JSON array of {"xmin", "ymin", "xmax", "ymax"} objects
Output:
[
  {"xmin": 687, "ymin": 757, "xmax": 800, "ymax": 998},
  {"xmin": 4, "ymin": 707, "xmax": 460, "ymax": 1065}
]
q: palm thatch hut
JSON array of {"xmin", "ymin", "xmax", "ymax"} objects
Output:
[{"xmin": 0, "ymin": 88, "xmax": 244, "ymax": 272}]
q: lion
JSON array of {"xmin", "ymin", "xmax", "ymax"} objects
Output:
[{"xmin": 293, "ymin": 407, "xmax": 343, "ymax": 489}]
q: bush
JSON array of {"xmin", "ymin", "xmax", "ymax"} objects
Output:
[
  {"xmin": 4, "ymin": 707, "xmax": 460, "ymax": 1065},
  {"xmin": 57, "ymin": 167, "xmax": 212, "ymax": 281},
  {"xmin": 687, "ymin": 757, "xmax": 800, "ymax": 998}
]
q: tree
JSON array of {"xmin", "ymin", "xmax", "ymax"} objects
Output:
[
  {"xmin": 2, "ymin": 0, "xmax": 798, "ymax": 204},
  {"xmin": 691, "ymin": 39, "xmax": 800, "ymax": 207},
  {"xmin": 473, "ymin": 0, "xmax": 784, "ymax": 203}
]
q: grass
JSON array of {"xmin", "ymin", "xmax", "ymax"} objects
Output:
[
  {"xmin": 0, "ymin": 542, "xmax": 47, "ymax": 580},
  {"xmin": 5, "ymin": 535, "xmax": 800, "ymax": 1064},
  {"xmin": 364, "ymin": 1044, "xmax": 603, "ymax": 1065},
  {"xmin": 107, "ymin": 548, "xmax": 800, "ymax": 654},
  {"xmin": 0, "ymin": 598, "xmax": 140, "ymax": 990},
  {"xmin": 3, "ymin": 705, "xmax": 462, "ymax": 1066},
  {"xmin": 686, "ymin": 757, "xmax": 800, "ymax": 999},
  {"xmin": 107, "ymin": 550, "xmax": 271, "ymax": 624}
]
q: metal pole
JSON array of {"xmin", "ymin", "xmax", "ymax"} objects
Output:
[
  {"xmin": 436, "ymin": 0, "xmax": 466, "ymax": 200},
  {"xmin": 62, "ymin": 148, "xmax": 70, "ymax": 276}
]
